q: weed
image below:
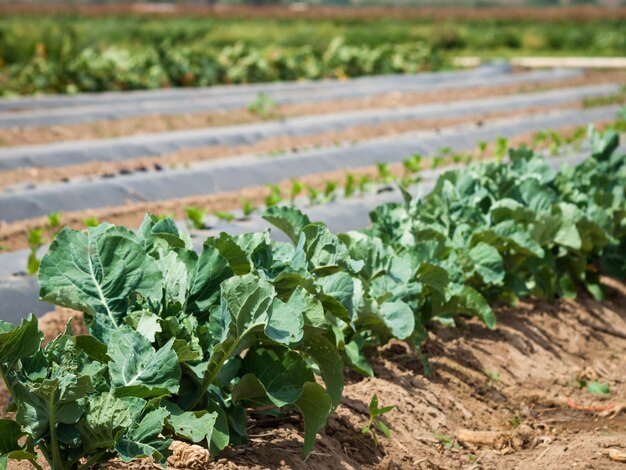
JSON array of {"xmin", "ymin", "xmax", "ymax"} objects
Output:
[{"xmin": 361, "ymin": 394, "xmax": 395, "ymax": 447}]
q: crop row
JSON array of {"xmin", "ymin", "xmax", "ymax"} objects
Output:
[
  {"xmin": 0, "ymin": 127, "xmax": 624, "ymax": 469},
  {"xmin": 0, "ymin": 38, "xmax": 439, "ymax": 96}
]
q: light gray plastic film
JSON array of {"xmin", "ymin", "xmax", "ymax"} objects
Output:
[
  {"xmin": 0, "ymin": 82, "xmax": 615, "ymax": 171},
  {"xmin": 0, "ymin": 104, "xmax": 620, "ymax": 223},
  {"xmin": 0, "ymin": 67, "xmax": 584, "ymax": 128}
]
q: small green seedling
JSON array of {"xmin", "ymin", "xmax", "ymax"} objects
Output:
[
  {"xmin": 508, "ymin": 416, "xmax": 521, "ymax": 428},
  {"xmin": 586, "ymin": 381, "xmax": 611, "ymax": 395},
  {"xmin": 247, "ymin": 92, "xmax": 279, "ymax": 120},
  {"xmin": 376, "ymin": 162, "xmax": 393, "ymax": 184},
  {"xmin": 358, "ymin": 174, "xmax": 372, "ymax": 194},
  {"xmin": 494, "ymin": 136, "xmax": 509, "ymax": 162},
  {"xmin": 82, "ymin": 217, "xmax": 99, "ymax": 228},
  {"xmin": 361, "ymin": 394, "xmax": 395, "ymax": 447},
  {"xmin": 344, "ymin": 172, "xmax": 356, "ymax": 198},
  {"xmin": 306, "ymin": 185, "xmax": 320, "ymax": 205},
  {"xmin": 215, "ymin": 211, "xmax": 235, "ymax": 222},
  {"xmin": 323, "ymin": 180, "xmax": 337, "ymax": 202},
  {"xmin": 463, "ymin": 153, "xmax": 473, "ymax": 165},
  {"xmin": 403, "ymin": 154, "xmax": 422, "ymax": 174},
  {"xmin": 431, "ymin": 156, "xmax": 444, "ymax": 169},
  {"xmin": 432, "ymin": 432, "xmax": 462, "ymax": 450},
  {"xmin": 240, "ymin": 198, "xmax": 256, "ymax": 219},
  {"xmin": 478, "ymin": 140, "xmax": 488, "ymax": 156},
  {"xmin": 27, "ymin": 228, "xmax": 44, "ymax": 275},
  {"xmin": 265, "ymin": 184, "xmax": 282, "ymax": 208},
  {"xmin": 289, "ymin": 179, "xmax": 304, "ymax": 204},
  {"xmin": 184, "ymin": 206, "xmax": 207, "ymax": 230},
  {"xmin": 438, "ymin": 146, "xmax": 453, "ymax": 157},
  {"xmin": 485, "ymin": 369, "xmax": 501, "ymax": 384},
  {"xmin": 46, "ymin": 212, "xmax": 62, "ymax": 233},
  {"xmin": 548, "ymin": 130, "xmax": 562, "ymax": 156}
]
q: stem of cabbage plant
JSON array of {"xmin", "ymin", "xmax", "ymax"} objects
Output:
[
  {"xmin": 188, "ymin": 339, "xmax": 240, "ymax": 410},
  {"xmin": 47, "ymin": 383, "xmax": 63, "ymax": 470}
]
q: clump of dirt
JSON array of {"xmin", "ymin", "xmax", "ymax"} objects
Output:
[{"xmin": 4, "ymin": 279, "xmax": 626, "ymax": 469}]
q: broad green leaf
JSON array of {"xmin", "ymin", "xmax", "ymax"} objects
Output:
[
  {"xmin": 115, "ymin": 407, "xmax": 171, "ymax": 464},
  {"xmin": 75, "ymin": 335, "xmax": 108, "ymax": 363},
  {"xmin": 206, "ymin": 400, "xmax": 230, "ymax": 454},
  {"xmin": 205, "ymin": 232, "xmax": 250, "ymax": 275},
  {"xmin": 295, "ymin": 382, "xmax": 333, "ymax": 457},
  {"xmin": 443, "ymin": 286, "xmax": 496, "ymax": 329},
  {"xmin": 78, "ymin": 393, "xmax": 145, "ymax": 449},
  {"xmin": 0, "ymin": 314, "xmax": 42, "ymax": 366},
  {"xmin": 469, "ymin": 242, "xmax": 505, "ymax": 285},
  {"xmin": 298, "ymin": 333, "xmax": 344, "ymax": 407},
  {"xmin": 0, "ymin": 419, "xmax": 26, "ymax": 454},
  {"xmin": 378, "ymin": 300, "xmax": 415, "ymax": 340},
  {"xmin": 185, "ymin": 243, "xmax": 234, "ymax": 318},
  {"xmin": 109, "ymin": 329, "xmax": 181, "ymax": 398},
  {"xmin": 232, "ymin": 347, "xmax": 314, "ymax": 407},
  {"xmin": 266, "ymin": 296, "xmax": 304, "ymax": 345},
  {"xmin": 164, "ymin": 401, "xmax": 218, "ymax": 443},
  {"xmin": 38, "ymin": 226, "xmax": 163, "ymax": 337},
  {"xmin": 263, "ymin": 206, "xmax": 311, "ymax": 244}
]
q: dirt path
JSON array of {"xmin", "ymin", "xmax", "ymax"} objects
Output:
[
  {"xmin": 5, "ymin": 279, "xmax": 626, "ymax": 469},
  {"xmin": 0, "ymin": 71, "xmax": 622, "ymax": 149}
]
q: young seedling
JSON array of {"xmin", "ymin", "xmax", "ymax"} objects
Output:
[
  {"xmin": 494, "ymin": 136, "xmax": 508, "ymax": 162},
  {"xmin": 82, "ymin": 217, "xmax": 99, "ymax": 228},
  {"xmin": 358, "ymin": 174, "xmax": 373, "ymax": 194},
  {"xmin": 240, "ymin": 198, "xmax": 257, "ymax": 219},
  {"xmin": 46, "ymin": 212, "xmax": 62, "ymax": 233},
  {"xmin": 215, "ymin": 211, "xmax": 235, "ymax": 222},
  {"xmin": 432, "ymin": 431, "xmax": 462, "ymax": 450},
  {"xmin": 323, "ymin": 180, "xmax": 338, "ymax": 202},
  {"xmin": 376, "ymin": 162, "xmax": 393, "ymax": 184},
  {"xmin": 289, "ymin": 179, "xmax": 304, "ymax": 205},
  {"xmin": 463, "ymin": 153, "xmax": 473, "ymax": 165},
  {"xmin": 452, "ymin": 153, "xmax": 463, "ymax": 164},
  {"xmin": 344, "ymin": 172, "xmax": 356, "ymax": 199},
  {"xmin": 402, "ymin": 154, "xmax": 422, "ymax": 175},
  {"xmin": 306, "ymin": 185, "xmax": 320, "ymax": 205},
  {"xmin": 361, "ymin": 394, "xmax": 395, "ymax": 447},
  {"xmin": 548, "ymin": 130, "xmax": 562, "ymax": 156},
  {"xmin": 533, "ymin": 130, "xmax": 548, "ymax": 147},
  {"xmin": 438, "ymin": 146, "xmax": 453, "ymax": 158},
  {"xmin": 247, "ymin": 92, "xmax": 279, "ymax": 120},
  {"xmin": 184, "ymin": 206, "xmax": 207, "ymax": 230},
  {"xmin": 265, "ymin": 184, "xmax": 282, "ymax": 208},
  {"xmin": 431, "ymin": 156, "xmax": 444, "ymax": 169},
  {"xmin": 477, "ymin": 140, "xmax": 488, "ymax": 157},
  {"xmin": 27, "ymin": 228, "xmax": 44, "ymax": 275}
]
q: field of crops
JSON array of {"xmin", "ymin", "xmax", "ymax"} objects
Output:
[
  {"xmin": 1, "ymin": 8, "xmax": 626, "ymax": 95},
  {"xmin": 0, "ymin": 6, "xmax": 626, "ymax": 470}
]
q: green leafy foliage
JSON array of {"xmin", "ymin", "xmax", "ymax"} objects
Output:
[
  {"xmin": 2, "ymin": 128, "xmax": 624, "ymax": 468},
  {"xmin": 26, "ymin": 229, "xmax": 44, "ymax": 275}
]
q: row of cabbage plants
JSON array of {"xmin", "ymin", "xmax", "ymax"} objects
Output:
[
  {"xmin": 1, "ymin": 38, "xmax": 439, "ymax": 96},
  {"xmin": 0, "ymin": 128, "xmax": 623, "ymax": 469}
]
